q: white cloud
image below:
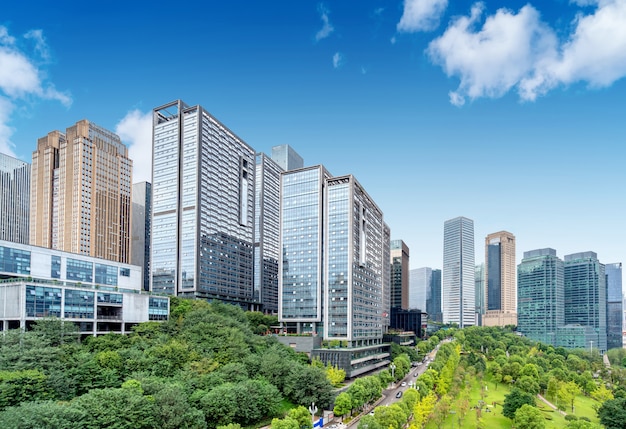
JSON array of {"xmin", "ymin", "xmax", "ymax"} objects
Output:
[
  {"xmin": 315, "ymin": 4, "xmax": 334, "ymax": 41},
  {"xmin": 428, "ymin": 1, "xmax": 626, "ymax": 105},
  {"xmin": 115, "ymin": 109, "xmax": 152, "ymax": 183},
  {"xmin": 333, "ymin": 52, "xmax": 344, "ymax": 68},
  {"xmin": 397, "ymin": 0, "xmax": 449, "ymax": 32},
  {"xmin": 0, "ymin": 26, "xmax": 71, "ymax": 156}
]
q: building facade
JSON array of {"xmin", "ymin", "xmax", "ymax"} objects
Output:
[
  {"xmin": 442, "ymin": 216, "xmax": 475, "ymax": 327},
  {"xmin": 475, "ymin": 264, "xmax": 484, "ymax": 326},
  {"xmin": 131, "ymin": 182, "xmax": 152, "ymax": 291},
  {"xmin": 30, "ymin": 121, "xmax": 132, "ymax": 263},
  {"xmin": 0, "ymin": 153, "xmax": 30, "ymax": 244},
  {"xmin": 150, "ymin": 101, "xmax": 256, "ymax": 307},
  {"xmin": 483, "ymin": 231, "xmax": 517, "ymax": 327},
  {"xmin": 605, "ymin": 262, "xmax": 623, "ymax": 349},
  {"xmin": 409, "ymin": 267, "xmax": 430, "ymax": 312},
  {"xmin": 517, "ymin": 248, "xmax": 564, "ymax": 346},
  {"xmin": 563, "ymin": 252, "xmax": 607, "ymax": 353},
  {"xmin": 0, "ymin": 240, "xmax": 168, "ymax": 335},
  {"xmin": 426, "ymin": 268, "xmax": 442, "ymax": 323},
  {"xmin": 390, "ymin": 240, "xmax": 410, "ymax": 310}
]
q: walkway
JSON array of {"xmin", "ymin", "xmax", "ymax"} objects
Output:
[{"xmin": 537, "ymin": 393, "xmax": 567, "ymax": 417}]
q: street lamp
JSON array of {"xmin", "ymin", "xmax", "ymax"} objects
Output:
[
  {"xmin": 309, "ymin": 402, "xmax": 318, "ymax": 425},
  {"xmin": 390, "ymin": 363, "xmax": 396, "ymax": 387}
]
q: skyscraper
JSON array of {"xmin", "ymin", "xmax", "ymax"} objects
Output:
[
  {"xmin": 390, "ymin": 240, "xmax": 410, "ymax": 310},
  {"xmin": 475, "ymin": 264, "xmax": 484, "ymax": 326},
  {"xmin": 605, "ymin": 262, "xmax": 623, "ymax": 349},
  {"xmin": 150, "ymin": 100, "xmax": 255, "ymax": 306},
  {"xmin": 254, "ymin": 145, "xmax": 303, "ymax": 314},
  {"xmin": 443, "ymin": 216, "xmax": 475, "ymax": 327},
  {"xmin": 409, "ymin": 267, "xmax": 430, "ymax": 312},
  {"xmin": 0, "ymin": 153, "xmax": 30, "ymax": 244},
  {"xmin": 483, "ymin": 231, "xmax": 517, "ymax": 327},
  {"xmin": 426, "ymin": 268, "xmax": 442, "ymax": 323},
  {"xmin": 563, "ymin": 252, "xmax": 607, "ymax": 353},
  {"xmin": 30, "ymin": 120, "xmax": 132, "ymax": 263},
  {"xmin": 131, "ymin": 182, "xmax": 152, "ymax": 291},
  {"xmin": 517, "ymin": 248, "xmax": 564, "ymax": 346}
]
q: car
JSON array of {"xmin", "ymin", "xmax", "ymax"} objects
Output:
[
  {"xmin": 396, "ymin": 391, "xmax": 403, "ymax": 398},
  {"xmin": 414, "ymin": 372, "xmax": 418, "ymax": 377},
  {"xmin": 401, "ymin": 382, "xmax": 407, "ymax": 386}
]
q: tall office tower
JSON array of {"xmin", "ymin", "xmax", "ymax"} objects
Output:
[
  {"xmin": 605, "ymin": 263, "xmax": 623, "ymax": 349},
  {"xmin": 426, "ymin": 268, "xmax": 442, "ymax": 322},
  {"xmin": 31, "ymin": 120, "xmax": 132, "ymax": 263},
  {"xmin": 271, "ymin": 144, "xmax": 303, "ymax": 171},
  {"xmin": 254, "ymin": 146, "xmax": 303, "ymax": 314},
  {"xmin": 475, "ymin": 264, "xmax": 485, "ymax": 326},
  {"xmin": 443, "ymin": 216, "xmax": 475, "ymax": 327},
  {"xmin": 517, "ymin": 248, "xmax": 564, "ymax": 346},
  {"xmin": 0, "ymin": 153, "xmax": 30, "ymax": 244},
  {"xmin": 563, "ymin": 252, "xmax": 607, "ymax": 353},
  {"xmin": 409, "ymin": 267, "xmax": 431, "ymax": 311},
  {"xmin": 483, "ymin": 231, "xmax": 517, "ymax": 327},
  {"xmin": 131, "ymin": 182, "xmax": 152, "ymax": 291},
  {"xmin": 390, "ymin": 240, "xmax": 410, "ymax": 310},
  {"xmin": 150, "ymin": 100, "xmax": 255, "ymax": 306},
  {"xmin": 382, "ymin": 223, "xmax": 391, "ymax": 330}
]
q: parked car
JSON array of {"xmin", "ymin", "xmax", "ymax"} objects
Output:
[
  {"xmin": 396, "ymin": 391, "xmax": 403, "ymax": 398},
  {"xmin": 401, "ymin": 382, "xmax": 407, "ymax": 386}
]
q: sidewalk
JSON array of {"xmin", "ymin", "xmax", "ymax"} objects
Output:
[{"xmin": 537, "ymin": 393, "xmax": 567, "ymax": 416}]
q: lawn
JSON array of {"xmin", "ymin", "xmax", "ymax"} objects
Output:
[{"xmin": 423, "ymin": 375, "xmax": 600, "ymax": 428}]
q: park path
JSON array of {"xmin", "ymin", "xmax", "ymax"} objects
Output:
[{"xmin": 537, "ymin": 393, "xmax": 567, "ymax": 417}]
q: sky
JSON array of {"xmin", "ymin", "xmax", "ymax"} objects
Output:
[{"xmin": 1, "ymin": 0, "xmax": 625, "ymax": 280}]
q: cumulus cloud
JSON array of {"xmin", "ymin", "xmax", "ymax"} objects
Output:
[
  {"xmin": 115, "ymin": 109, "xmax": 152, "ymax": 183},
  {"xmin": 315, "ymin": 4, "xmax": 334, "ymax": 41},
  {"xmin": 397, "ymin": 0, "xmax": 449, "ymax": 32},
  {"xmin": 333, "ymin": 52, "xmax": 344, "ymax": 68},
  {"xmin": 428, "ymin": 1, "xmax": 626, "ymax": 105},
  {"xmin": 0, "ymin": 26, "xmax": 70, "ymax": 156}
]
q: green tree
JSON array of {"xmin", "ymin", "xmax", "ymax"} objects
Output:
[
  {"xmin": 284, "ymin": 365, "xmax": 334, "ymax": 409},
  {"xmin": 375, "ymin": 403, "xmax": 408, "ymax": 429},
  {"xmin": 270, "ymin": 416, "xmax": 299, "ymax": 429},
  {"xmin": 0, "ymin": 400, "xmax": 86, "ymax": 429},
  {"xmin": 517, "ymin": 375, "xmax": 541, "ymax": 395},
  {"xmin": 503, "ymin": 388, "xmax": 536, "ymax": 419},
  {"xmin": 0, "ymin": 369, "xmax": 50, "ymax": 410},
  {"xmin": 558, "ymin": 381, "xmax": 581, "ymax": 413},
  {"xmin": 597, "ymin": 397, "xmax": 626, "ymax": 429},
  {"xmin": 357, "ymin": 415, "xmax": 382, "ymax": 429},
  {"xmin": 333, "ymin": 392, "xmax": 352, "ymax": 420},
  {"xmin": 286, "ymin": 406, "xmax": 313, "ymax": 429},
  {"xmin": 514, "ymin": 404, "xmax": 545, "ymax": 429},
  {"xmin": 326, "ymin": 363, "xmax": 346, "ymax": 387}
]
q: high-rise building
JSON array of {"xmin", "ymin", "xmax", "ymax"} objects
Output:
[
  {"xmin": 0, "ymin": 153, "xmax": 30, "ymax": 244},
  {"xmin": 443, "ymin": 216, "xmax": 475, "ymax": 327},
  {"xmin": 605, "ymin": 263, "xmax": 623, "ymax": 349},
  {"xmin": 475, "ymin": 263, "xmax": 485, "ymax": 326},
  {"xmin": 483, "ymin": 231, "xmax": 517, "ymax": 327},
  {"xmin": 30, "ymin": 120, "xmax": 132, "ymax": 263},
  {"xmin": 131, "ymin": 182, "xmax": 152, "ymax": 291},
  {"xmin": 254, "ymin": 146, "xmax": 303, "ymax": 314},
  {"xmin": 279, "ymin": 166, "xmax": 390, "ymax": 377},
  {"xmin": 426, "ymin": 268, "xmax": 442, "ymax": 323},
  {"xmin": 382, "ymin": 224, "xmax": 391, "ymax": 330},
  {"xmin": 391, "ymin": 240, "xmax": 410, "ymax": 310},
  {"xmin": 517, "ymin": 248, "xmax": 564, "ymax": 346},
  {"xmin": 563, "ymin": 252, "xmax": 607, "ymax": 353},
  {"xmin": 409, "ymin": 267, "xmax": 430, "ymax": 312},
  {"xmin": 150, "ymin": 100, "xmax": 255, "ymax": 307}
]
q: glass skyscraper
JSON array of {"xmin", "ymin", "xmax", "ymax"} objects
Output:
[
  {"xmin": 409, "ymin": 267, "xmax": 430, "ymax": 312},
  {"xmin": 563, "ymin": 252, "xmax": 607, "ymax": 353},
  {"xmin": 427, "ymin": 268, "xmax": 442, "ymax": 322},
  {"xmin": 390, "ymin": 240, "xmax": 409, "ymax": 310},
  {"xmin": 0, "ymin": 153, "xmax": 30, "ymax": 244},
  {"xmin": 150, "ymin": 100, "xmax": 255, "ymax": 307},
  {"xmin": 475, "ymin": 264, "xmax": 484, "ymax": 326},
  {"xmin": 605, "ymin": 262, "xmax": 623, "ymax": 349},
  {"xmin": 443, "ymin": 216, "xmax": 475, "ymax": 327},
  {"xmin": 517, "ymin": 248, "xmax": 564, "ymax": 346}
]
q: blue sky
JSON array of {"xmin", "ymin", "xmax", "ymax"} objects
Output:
[{"xmin": 1, "ymin": 0, "xmax": 625, "ymax": 278}]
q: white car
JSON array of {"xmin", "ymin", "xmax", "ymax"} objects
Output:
[{"xmin": 401, "ymin": 382, "xmax": 407, "ymax": 386}]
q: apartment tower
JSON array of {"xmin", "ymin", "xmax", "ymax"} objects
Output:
[
  {"xmin": 0, "ymin": 153, "xmax": 30, "ymax": 244},
  {"xmin": 390, "ymin": 240, "xmax": 410, "ymax": 310},
  {"xmin": 483, "ymin": 231, "xmax": 517, "ymax": 327},
  {"xmin": 150, "ymin": 100, "xmax": 256, "ymax": 306},
  {"xmin": 443, "ymin": 216, "xmax": 475, "ymax": 327},
  {"xmin": 30, "ymin": 120, "xmax": 132, "ymax": 263}
]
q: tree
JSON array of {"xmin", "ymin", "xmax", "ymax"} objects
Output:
[
  {"xmin": 270, "ymin": 416, "xmax": 299, "ymax": 429},
  {"xmin": 410, "ymin": 391, "xmax": 437, "ymax": 429},
  {"xmin": 326, "ymin": 363, "xmax": 346, "ymax": 387},
  {"xmin": 286, "ymin": 406, "xmax": 313, "ymax": 429},
  {"xmin": 375, "ymin": 403, "xmax": 407, "ymax": 429},
  {"xmin": 357, "ymin": 415, "xmax": 382, "ymax": 429},
  {"xmin": 283, "ymin": 365, "xmax": 334, "ymax": 410},
  {"xmin": 502, "ymin": 388, "xmax": 536, "ymax": 419},
  {"xmin": 558, "ymin": 381, "xmax": 581, "ymax": 413},
  {"xmin": 597, "ymin": 397, "xmax": 626, "ymax": 429},
  {"xmin": 590, "ymin": 383, "xmax": 614, "ymax": 405},
  {"xmin": 514, "ymin": 404, "xmax": 545, "ymax": 429},
  {"xmin": 0, "ymin": 369, "xmax": 51, "ymax": 411},
  {"xmin": 517, "ymin": 375, "xmax": 541, "ymax": 395},
  {"xmin": 0, "ymin": 400, "xmax": 86, "ymax": 429},
  {"xmin": 333, "ymin": 392, "xmax": 352, "ymax": 420}
]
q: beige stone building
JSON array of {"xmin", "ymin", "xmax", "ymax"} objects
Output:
[
  {"xmin": 30, "ymin": 120, "xmax": 132, "ymax": 263},
  {"xmin": 483, "ymin": 231, "xmax": 517, "ymax": 327}
]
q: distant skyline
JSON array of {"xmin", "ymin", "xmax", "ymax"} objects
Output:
[{"xmin": 1, "ymin": 1, "xmax": 625, "ymax": 279}]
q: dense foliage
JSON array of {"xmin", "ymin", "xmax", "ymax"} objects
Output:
[{"xmin": 0, "ymin": 299, "xmax": 333, "ymax": 428}]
